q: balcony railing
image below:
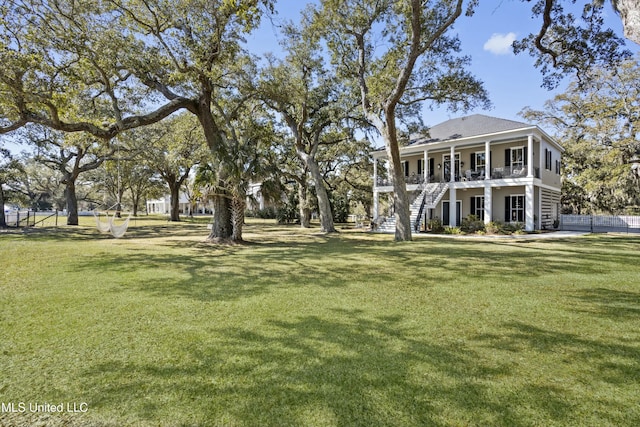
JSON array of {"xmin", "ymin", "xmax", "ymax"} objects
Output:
[
  {"xmin": 375, "ymin": 166, "xmax": 541, "ymax": 187},
  {"xmin": 376, "ymin": 174, "xmax": 428, "ymax": 186},
  {"xmin": 490, "ymin": 166, "xmax": 541, "ymax": 179}
]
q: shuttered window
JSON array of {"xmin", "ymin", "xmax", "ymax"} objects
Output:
[
  {"xmin": 505, "ymin": 195, "xmax": 525, "ymax": 223},
  {"xmin": 470, "ymin": 196, "xmax": 484, "ymax": 220}
]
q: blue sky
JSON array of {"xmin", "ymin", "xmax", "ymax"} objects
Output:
[{"xmin": 247, "ymin": 0, "xmax": 640, "ymax": 129}]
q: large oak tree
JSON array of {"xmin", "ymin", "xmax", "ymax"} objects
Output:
[
  {"xmin": 258, "ymin": 20, "xmax": 358, "ymax": 233},
  {"xmin": 314, "ymin": 0, "xmax": 489, "ymax": 241},
  {"xmin": 0, "ymin": 0, "xmax": 271, "ymax": 238}
]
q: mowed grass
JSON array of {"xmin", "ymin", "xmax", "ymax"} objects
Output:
[{"xmin": 1, "ymin": 218, "xmax": 639, "ymax": 426}]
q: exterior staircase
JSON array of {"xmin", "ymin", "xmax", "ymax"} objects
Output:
[{"xmin": 375, "ymin": 182, "xmax": 448, "ymax": 233}]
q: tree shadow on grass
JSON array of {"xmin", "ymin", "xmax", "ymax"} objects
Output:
[
  {"xmin": 504, "ymin": 235, "xmax": 640, "ymax": 268},
  {"xmin": 67, "ymin": 232, "xmax": 635, "ymax": 306},
  {"xmin": 3, "ymin": 226, "xmax": 109, "ymax": 242},
  {"xmin": 80, "ymin": 310, "xmax": 585, "ymax": 427},
  {"xmin": 473, "ymin": 321, "xmax": 640, "ymax": 413},
  {"xmin": 70, "ymin": 239, "xmax": 367, "ymax": 303},
  {"xmin": 568, "ymin": 287, "xmax": 640, "ymax": 320},
  {"xmin": 340, "ymin": 237, "xmax": 613, "ymax": 282}
]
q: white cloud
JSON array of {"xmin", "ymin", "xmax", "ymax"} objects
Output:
[{"xmin": 483, "ymin": 32, "xmax": 517, "ymax": 55}]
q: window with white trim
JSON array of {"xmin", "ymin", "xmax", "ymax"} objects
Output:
[
  {"xmin": 473, "ymin": 152, "xmax": 485, "ymax": 172},
  {"xmin": 470, "ymin": 196, "xmax": 484, "ymax": 220},
  {"xmin": 505, "ymin": 195, "xmax": 525, "ymax": 223},
  {"xmin": 511, "ymin": 147, "xmax": 524, "ymax": 169}
]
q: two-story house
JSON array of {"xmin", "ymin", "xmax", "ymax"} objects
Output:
[{"xmin": 372, "ymin": 114, "xmax": 563, "ymax": 232}]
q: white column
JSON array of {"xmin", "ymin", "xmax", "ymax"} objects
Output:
[
  {"xmin": 484, "ymin": 184, "xmax": 492, "ymax": 225},
  {"xmin": 539, "ymin": 139, "xmax": 545, "ymax": 176},
  {"xmin": 373, "ymin": 190, "xmax": 379, "ymax": 221},
  {"xmin": 373, "ymin": 158, "xmax": 379, "ymax": 220},
  {"xmin": 450, "ymin": 145, "xmax": 455, "ymax": 183},
  {"xmin": 527, "ymin": 134, "xmax": 534, "ymax": 178},
  {"xmin": 485, "ymin": 140, "xmax": 491, "ymax": 180},
  {"xmin": 449, "ymin": 187, "xmax": 457, "ymax": 226},
  {"xmin": 423, "ymin": 149, "xmax": 428, "ymax": 183},
  {"xmin": 525, "ymin": 183, "xmax": 535, "ymax": 231},
  {"xmin": 373, "ymin": 158, "xmax": 378, "ymax": 188}
]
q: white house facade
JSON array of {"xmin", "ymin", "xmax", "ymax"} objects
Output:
[
  {"xmin": 146, "ymin": 193, "xmax": 210, "ymax": 216},
  {"xmin": 372, "ymin": 114, "xmax": 563, "ymax": 232}
]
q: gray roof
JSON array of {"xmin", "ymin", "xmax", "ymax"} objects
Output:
[{"xmin": 411, "ymin": 114, "xmax": 533, "ymax": 145}]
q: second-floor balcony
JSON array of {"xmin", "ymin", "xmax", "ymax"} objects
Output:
[{"xmin": 375, "ymin": 165, "xmax": 541, "ymax": 187}]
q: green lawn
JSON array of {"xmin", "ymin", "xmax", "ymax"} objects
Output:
[{"xmin": 1, "ymin": 219, "xmax": 639, "ymax": 426}]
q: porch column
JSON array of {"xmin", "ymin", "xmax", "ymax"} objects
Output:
[
  {"xmin": 373, "ymin": 158, "xmax": 378, "ymax": 188},
  {"xmin": 449, "ymin": 187, "xmax": 457, "ymax": 226},
  {"xmin": 485, "ymin": 140, "xmax": 491, "ymax": 180},
  {"xmin": 527, "ymin": 134, "xmax": 534, "ymax": 178},
  {"xmin": 525, "ymin": 183, "xmax": 535, "ymax": 231},
  {"xmin": 484, "ymin": 184, "xmax": 492, "ymax": 225},
  {"xmin": 373, "ymin": 190, "xmax": 379, "ymax": 221},
  {"xmin": 537, "ymin": 187, "xmax": 542, "ymax": 230},
  {"xmin": 373, "ymin": 159, "xmax": 379, "ymax": 221},
  {"xmin": 423, "ymin": 149, "xmax": 428, "ymax": 183},
  {"xmin": 450, "ymin": 145, "xmax": 455, "ymax": 183}
]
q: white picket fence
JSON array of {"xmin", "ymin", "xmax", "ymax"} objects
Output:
[{"xmin": 560, "ymin": 214, "xmax": 640, "ymax": 233}]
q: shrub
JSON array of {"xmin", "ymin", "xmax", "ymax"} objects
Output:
[
  {"xmin": 444, "ymin": 226, "xmax": 463, "ymax": 235},
  {"xmin": 502, "ymin": 222, "xmax": 525, "ymax": 234},
  {"xmin": 427, "ymin": 217, "xmax": 444, "ymax": 233},
  {"xmin": 485, "ymin": 221, "xmax": 500, "ymax": 235},
  {"xmin": 328, "ymin": 192, "xmax": 350, "ymax": 223},
  {"xmin": 486, "ymin": 221, "xmax": 526, "ymax": 235},
  {"xmin": 246, "ymin": 207, "xmax": 277, "ymax": 219},
  {"xmin": 461, "ymin": 215, "xmax": 485, "ymax": 234},
  {"xmin": 276, "ymin": 206, "xmax": 299, "ymax": 224}
]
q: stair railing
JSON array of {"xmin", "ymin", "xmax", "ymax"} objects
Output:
[{"xmin": 414, "ymin": 191, "xmax": 428, "ymax": 232}]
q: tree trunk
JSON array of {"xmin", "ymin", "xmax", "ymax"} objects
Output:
[
  {"xmin": 208, "ymin": 193, "xmax": 233, "ymax": 241},
  {"xmin": 230, "ymin": 195, "xmax": 245, "ymax": 242},
  {"xmin": 616, "ymin": 0, "xmax": 640, "ymax": 45},
  {"xmin": 304, "ymin": 154, "xmax": 336, "ymax": 233},
  {"xmin": 0, "ymin": 188, "xmax": 6, "ymax": 228},
  {"xmin": 382, "ymin": 123, "xmax": 411, "ymax": 241},
  {"xmin": 131, "ymin": 191, "xmax": 139, "ymax": 217},
  {"xmin": 65, "ymin": 180, "xmax": 79, "ymax": 226},
  {"xmin": 115, "ymin": 186, "xmax": 126, "ymax": 218},
  {"xmin": 169, "ymin": 183, "xmax": 181, "ymax": 222},
  {"xmin": 296, "ymin": 149, "xmax": 336, "ymax": 233},
  {"xmin": 298, "ymin": 181, "xmax": 311, "ymax": 228}
]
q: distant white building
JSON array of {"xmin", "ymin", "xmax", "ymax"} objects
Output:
[
  {"xmin": 146, "ymin": 193, "xmax": 210, "ymax": 216},
  {"xmin": 247, "ymin": 182, "xmax": 267, "ymax": 210},
  {"xmin": 147, "ymin": 182, "xmax": 273, "ymax": 216}
]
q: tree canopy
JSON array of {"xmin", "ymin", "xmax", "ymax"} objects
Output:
[
  {"xmin": 521, "ymin": 56, "xmax": 640, "ymax": 214},
  {"xmin": 516, "ymin": 0, "xmax": 635, "ymax": 89},
  {"xmin": 2, "ymin": 0, "xmax": 640, "ymax": 238},
  {"xmin": 0, "ymin": 0, "xmax": 273, "ymax": 239}
]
